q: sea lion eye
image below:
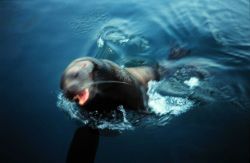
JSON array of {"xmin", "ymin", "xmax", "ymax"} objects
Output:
[
  {"xmin": 81, "ymin": 63, "xmax": 87, "ymax": 68},
  {"xmin": 73, "ymin": 72, "xmax": 79, "ymax": 78}
]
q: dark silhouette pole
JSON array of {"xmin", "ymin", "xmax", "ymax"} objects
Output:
[{"xmin": 67, "ymin": 127, "xmax": 99, "ymax": 163}]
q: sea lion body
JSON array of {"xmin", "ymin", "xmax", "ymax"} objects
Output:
[{"xmin": 60, "ymin": 57, "xmax": 160, "ymax": 112}]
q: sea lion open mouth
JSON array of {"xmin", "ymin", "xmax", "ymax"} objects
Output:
[{"xmin": 73, "ymin": 88, "xmax": 90, "ymax": 106}]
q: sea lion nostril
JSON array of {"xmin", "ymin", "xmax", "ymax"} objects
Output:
[
  {"xmin": 73, "ymin": 72, "xmax": 79, "ymax": 78},
  {"xmin": 81, "ymin": 63, "xmax": 87, "ymax": 67}
]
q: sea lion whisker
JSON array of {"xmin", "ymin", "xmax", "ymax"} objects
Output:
[{"xmin": 85, "ymin": 80, "xmax": 131, "ymax": 88}]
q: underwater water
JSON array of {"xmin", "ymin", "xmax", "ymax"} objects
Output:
[{"xmin": 1, "ymin": 0, "xmax": 250, "ymax": 162}]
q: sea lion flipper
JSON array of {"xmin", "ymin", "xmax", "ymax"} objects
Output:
[{"xmin": 168, "ymin": 47, "xmax": 191, "ymax": 60}]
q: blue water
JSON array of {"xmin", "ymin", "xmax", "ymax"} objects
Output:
[{"xmin": 1, "ymin": 0, "xmax": 250, "ymax": 162}]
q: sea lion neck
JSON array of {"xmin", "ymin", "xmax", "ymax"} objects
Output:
[{"xmin": 125, "ymin": 66, "xmax": 157, "ymax": 87}]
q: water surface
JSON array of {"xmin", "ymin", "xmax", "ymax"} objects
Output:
[{"xmin": 0, "ymin": 0, "xmax": 249, "ymax": 162}]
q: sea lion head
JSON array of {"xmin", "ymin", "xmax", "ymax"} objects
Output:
[{"xmin": 60, "ymin": 58, "xmax": 98, "ymax": 106}]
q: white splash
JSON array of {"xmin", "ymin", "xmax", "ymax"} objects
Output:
[
  {"xmin": 119, "ymin": 38, "xmax": 129, "ymax": 44},
  {"xmin": 57, "ymin": 80, "xmax": 195, "ymax": 130},
  {"xmin": 57, "ymin": 92, "xmax": 133, "ymax": 130},
  {"xmin": 96, "ymin": 106, "xmax": 134, "ymax": 130},
  {"xmin": 147, "ymin": 81, "xmax": 194, "ymax": 116},
  {"xmin": 184, "ymin": 77, "xmax": 200, "ymax": 89},
  {"xmin": 97, "ymin": 37, "xmax": 104, "ymax": 48},
  {"xmin": 57, "ymin": 92, "xmax": 88, "ymax": 124}
]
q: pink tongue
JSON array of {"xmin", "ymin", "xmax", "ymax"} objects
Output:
[{"xmin": 74, "ymin": 89, "xmax": 90, "ymax": 106}]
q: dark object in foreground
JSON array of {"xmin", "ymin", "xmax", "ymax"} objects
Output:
[{"xmin": 67, "ymin": 127, "xmax": 99, "ymax": 163}]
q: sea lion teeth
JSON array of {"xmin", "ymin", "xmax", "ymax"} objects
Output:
[{"xmin": 73, "ymin": 89, "xmax": 90, "ymax": 106}]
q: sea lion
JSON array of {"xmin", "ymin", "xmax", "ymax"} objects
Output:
[
  {"xmin": 60, "ymin": 46, "xmax": 191, "ymax": 112},
  {"xmin": 60, "ymin": 57, "xmax": 160, "ymax": 112}
]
